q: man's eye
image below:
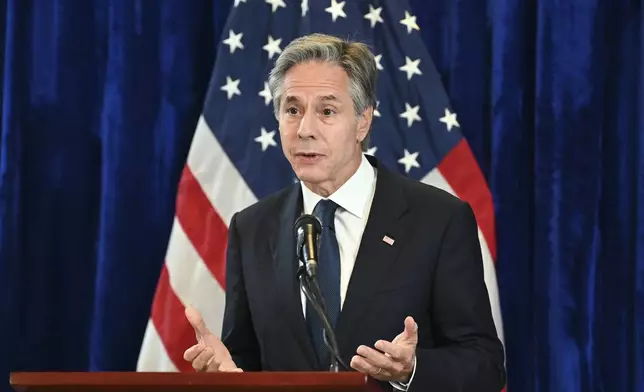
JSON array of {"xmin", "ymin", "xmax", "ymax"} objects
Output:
[
  {"xmin": 286, "ymin": 107, "xmax": 298, "ymax": 115},
  {"xmin": 322, "ymin": 108, "xmax": 334, "ymax": 116}
]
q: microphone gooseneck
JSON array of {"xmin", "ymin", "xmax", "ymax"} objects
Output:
[{"xmin": 294, "ymin": 214, "xmax": 348, "ymax": 372}]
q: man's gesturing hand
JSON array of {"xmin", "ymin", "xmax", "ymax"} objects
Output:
[
  {"xmin": 183, "ymin": 306, "xmax": 242, "ymax": 372},
  {"xmin": 350, "ymin": 316, "xmax": 418, "ymax": 383}
]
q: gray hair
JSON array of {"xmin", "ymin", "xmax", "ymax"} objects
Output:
[{"xmin": 267, "ymin": 33, "xmax": 378, "ymax": 151}]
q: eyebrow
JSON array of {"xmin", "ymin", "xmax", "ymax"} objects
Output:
[
  {"xmin": 318, "ymin": 94, "xmax": 339, "ymax": 102},
  {"xmin": 284, "ymin": 94, "xmax": 341, "ymax": 105}
]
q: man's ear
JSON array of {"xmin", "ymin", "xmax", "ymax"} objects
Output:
[{"xmin": 357, "ymin": 107, "xmax": 373, "ymax": 143}]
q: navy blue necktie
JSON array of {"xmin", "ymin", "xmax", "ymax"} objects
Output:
[{"xmin": 306, "ymin": 198, "xmax": 341, "ymax": 369}]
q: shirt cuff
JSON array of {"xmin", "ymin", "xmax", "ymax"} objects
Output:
[{"xmin": 389, "ymin": 355, "xmax": 417, "ymax": 391}]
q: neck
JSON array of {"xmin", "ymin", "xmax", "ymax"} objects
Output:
[{"xmin": 303, "ymin": 153, "xmax": 362, "ymax": 198}]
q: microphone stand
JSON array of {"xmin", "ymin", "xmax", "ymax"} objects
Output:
[{"xmin": 296, "ymin": 264, "xmax": 348, "ymax": 372}]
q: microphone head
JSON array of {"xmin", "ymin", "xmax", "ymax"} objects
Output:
[
  {"xmin": 294, "ymin": 214, "xmax": 322, "ymax": 234},
  {"xmin": 294, "ymin": 214, "xmax": 322, "ymax": 262}
]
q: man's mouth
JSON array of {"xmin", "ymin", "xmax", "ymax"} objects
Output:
[{"xmin": 295, "ymin": 152, "xmax": 324, "ymax": 162}]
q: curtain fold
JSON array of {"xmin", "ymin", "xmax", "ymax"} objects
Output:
[{"xmin": 0, "ymin": 0, "xmax": 642, "ymax": 391}]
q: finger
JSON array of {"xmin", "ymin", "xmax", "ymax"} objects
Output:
[
  {"xmin": 350, "ymin": 355, "xmax": 370, "ymax": 373},
  {"xmin": 391, "ymin": 318, "xmax": 416, "ymax": 344},
  {"xmin": 219, "ymin": 364, "xmax": 243, "ymax": 372},
  {"xmin": 185, "ymin": 306, "xmax": 210, "ymax": 340},
  {"xmin": 350, "ymin": 355, "xmax": 391, "ymax": 380},
  {"xmin": 192, "ymin": 347, "xmax": 216, "ymax": 372},
  {"xmin": 205, "ymin": 353, "xmax": 222, "ymax": 372},
  {"xmin": 402, "ymin": 316, "xmax": 418, "ymax": 339},
  {"xmin": 376, "ymin": 340, "xmax": 416, "ymax": 371},
  {"xmin": 374, "ymin": 340, "xmax": 406, "ymax": 361},
  {"xmin": 183, "ymin": 344, "xmax": 204, "ymax": 362},
  {"xmin": 356, "ymin": 345, "xmax": 400, "ymax": 372}
]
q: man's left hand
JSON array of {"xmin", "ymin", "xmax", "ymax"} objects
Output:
[{"xmin": 350, "ymin": 316, "xmax": 418, "ymax": 382}]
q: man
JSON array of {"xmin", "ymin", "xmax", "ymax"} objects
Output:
[{"xmin": 183, "ymin": 33, "xmax": 506, "ymax": 392}]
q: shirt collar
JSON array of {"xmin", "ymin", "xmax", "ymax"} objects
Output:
[{"xmin": 301, "ymin": 154, "xmax": 375, "ymax": 219}]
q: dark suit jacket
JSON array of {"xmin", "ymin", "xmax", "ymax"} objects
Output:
[{"xmin": 220, "ymin": 155, "xmax": 506, "ymax": 392}]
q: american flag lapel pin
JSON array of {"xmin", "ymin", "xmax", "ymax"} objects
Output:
[{"xmin": 382, "ymin": 235, "xmax": 395, "ymax": 246}]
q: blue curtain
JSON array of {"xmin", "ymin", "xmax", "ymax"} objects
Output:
[{"xmin": 0, "ymin": 1, "xmax": 642, "ymax": 391}]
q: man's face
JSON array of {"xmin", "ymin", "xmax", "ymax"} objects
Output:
[{"xmin": 277, "ymin": 60, "xmax": 372, "ymax": 195}]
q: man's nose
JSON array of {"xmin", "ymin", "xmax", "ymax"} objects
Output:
[{"xmin": 297, "ymin": 110, "xmax": 317, "ymax": 139}]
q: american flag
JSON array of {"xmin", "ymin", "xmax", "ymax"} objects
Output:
[{"xmin": 136, "ymin": 0, "xmax": 505, "ymax": 372}]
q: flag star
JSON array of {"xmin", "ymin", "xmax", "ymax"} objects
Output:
[
  {"xmin": 373, "ymin": 101, "xmax": 381, "ymax": 117},
  {"xmin": 301, "ymin": 0, "xmax": 309, "ymax": 16},
  {"xmin": 399, "ymin": 57, "xmax": 422, "ymax": 80},
  {"xmin": 259, "ymin": 82, "xmax": 272, "ymax": 106},
  {"xmin": 366, "ymin": 146, "xmax": 378, "ymax": 156},
  {"xmin": 255, "ymin": 127, "xmax": 278, "ymax": 151},
  {"xmin": 265, "ymin": 0, "xmax": 286, "ymax": 13},
  {"xmin": 325, "ymin": 0, "xmax": 347, "ymax": 22},
  {"xmin": 234, "ymin": 0, "xmax": 247, "ymax": 6},
  {"xmin": 364, "ymin": 5, "xmax": 383, "ymax": 28},
  {"xmin": 399, "ymin": 103, "xmax": 421, "ymax": 127},
  {"xmin": 263, "ymin": 35, "xmax": 282, "ymax": 60},
  {"xmin": 223, "ymin": 30, "xmax": 244, "ymax": 54},
  {"xmin": 221, "ymin": 76, "xmax": 241, "ymax": 99},
  {"xmin": 439, "ymin": 108, "xmax": 460, "ymax": 131},
  {"xmin": 398, "ymin": 149, "xmax": 420, "ymax": 173},
  {"xmin": 374, "ymin": 54, "xmax": 383, "ymax": 70},
  {"xmin": 400, "ymin": 10, "xmax": 420, "ymax": 34}
]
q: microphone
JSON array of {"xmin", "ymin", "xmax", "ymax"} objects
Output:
[
  {"xmin": 294, "ymin": 214, "xmax": 322, "ymax": 279},
  {"xmin": 294, "ymin": 214, "xmax": 348, "ymax": 372}
]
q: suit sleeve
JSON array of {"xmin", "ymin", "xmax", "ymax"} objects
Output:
[
  {"xmin": 220, "ymin": 212, "xmax": 262, "ymax": 371},
  {"xmin": 409, "ymin": 202, "xmax": 506, "ymax": 392}
]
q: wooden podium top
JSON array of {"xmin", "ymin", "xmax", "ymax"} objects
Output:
[{"xmin": 10, "ymin": 371, "xmax": 382, "ymax": 392}]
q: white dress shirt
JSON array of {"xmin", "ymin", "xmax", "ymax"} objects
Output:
[
  {"xmin": 300, "ymin": 153, "xmax": 376, "ymax": 312},
  {"xmin": 299, "ymin": 153, "xmax": 416, "ymax": 391}
]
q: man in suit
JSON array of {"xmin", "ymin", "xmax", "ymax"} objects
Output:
[{"xmin": 183, "ymin": 33, "xmax": 506, "ymax": 391}]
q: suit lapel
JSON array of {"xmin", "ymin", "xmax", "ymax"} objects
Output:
[
  {"xmin": 270, "ymin": 185, "xmax": 318, "ymax": 369},
  {"xmin": 335, "ymin": 161, "xmax": 409, "ymax": 357}
]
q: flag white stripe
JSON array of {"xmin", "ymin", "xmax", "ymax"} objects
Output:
[
  {"xmin": 165, "ymin": 217, "xmax": 227, "ymax": 338},
  {"xmin": 187, "ymin": 115, "xmax": 258, "ymax": 226},
  {"xmin": 136, "ymin": 319, "xmax": 179, "ymax": 371}
]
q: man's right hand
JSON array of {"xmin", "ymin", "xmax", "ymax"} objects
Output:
[{"xmin": 183, "ymin": 306, "xmax": 242, "ymax": 372}]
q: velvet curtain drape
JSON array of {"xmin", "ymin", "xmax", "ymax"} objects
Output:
[{"xmin": 0, "ymin": 1, "xmax": 642, "ymax": 391}]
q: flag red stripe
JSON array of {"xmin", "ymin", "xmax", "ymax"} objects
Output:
[
  {"xmin": 175, "ymin": 165, "xmax": 228, "ymax": 289},
  {"xmin": 438, "ymin": 139, "xmax": 497, "ymax": 260},
  {"xmin": 150, "ymin": 265, "xmax": 198, "ymax": 372}
]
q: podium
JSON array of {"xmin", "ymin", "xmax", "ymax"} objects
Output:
[{"xmin": 9, "ymin": 371, "xmax": 383, "ymax": 392}]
